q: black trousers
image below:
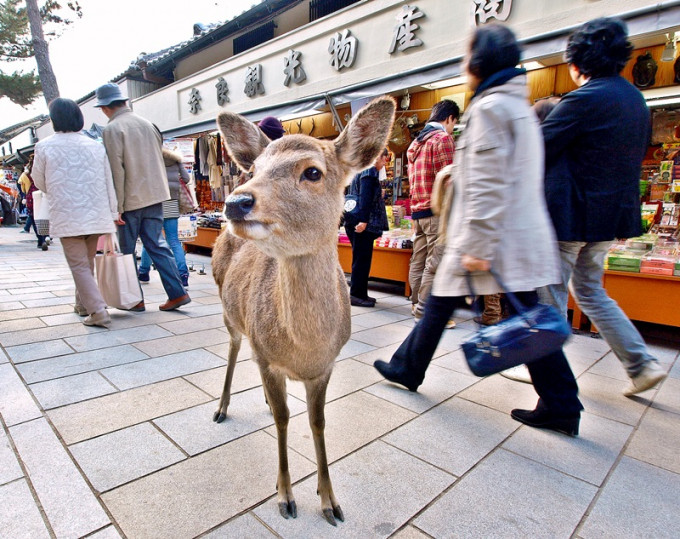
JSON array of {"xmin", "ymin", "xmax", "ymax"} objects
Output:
[
  {"xmin": 345, "ymin": 225, "xmax": 379, "ymax": 299},
  {"xmin": 390, "ymin": 291, "xmax": 583, "ymax": 416}
]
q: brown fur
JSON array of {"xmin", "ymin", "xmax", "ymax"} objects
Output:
[{"xmin": 212, "ymin": 97, "xmax": 396, "ymax": 525}]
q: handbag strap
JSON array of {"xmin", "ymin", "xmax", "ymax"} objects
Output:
[{"xmin": 464, "ymin": 269, "xmax": 528, "ymax": 322}]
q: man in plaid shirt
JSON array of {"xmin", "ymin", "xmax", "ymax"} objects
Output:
[{"xmin": 407, "ymin": 100, "xmax": 459, "ymax": 323}]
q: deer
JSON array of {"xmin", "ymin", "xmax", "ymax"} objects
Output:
[{"xmin": 211, "ymin": 97, "xmax": 396, "ymax": 526}]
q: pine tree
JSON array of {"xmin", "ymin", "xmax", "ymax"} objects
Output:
[{"xmin": 0, "ymin": 0, "xmax": 81, "ymax": 106}]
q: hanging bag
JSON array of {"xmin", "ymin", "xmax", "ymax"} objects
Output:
[
  {"xmin": 33, "ymin": 190, "xmax": 50, "ymax": 235},
  {"xmin": 342, "ymin": 173, "xmax": 362, "ymax": 227},
  {"xmin": 462, "ymin": 270, "xmax": 571, "ymax": 377},
  {"xmin": 178, "ymin": 178, "xmax": 199, "ymax": 214},
  {"xmin": 95, "ymin": 233, "xmax": 143, "ymax": 310}
]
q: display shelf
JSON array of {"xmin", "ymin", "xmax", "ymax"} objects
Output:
[
  {"xmin": 185, "ymin": 226, "xmax": 221, "ymax": 250},
  {"xmin": 338, "ymin": 243, "xmax": 412, "ymax": 297}
]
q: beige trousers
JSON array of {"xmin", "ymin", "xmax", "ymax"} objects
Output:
[
  {"xmin": 60, "ymin": 235, "xmax": 107, "ymax": 315},
  {"xmin": 409, "ymin": 215, "xmax": 442, "ymax": 315}
]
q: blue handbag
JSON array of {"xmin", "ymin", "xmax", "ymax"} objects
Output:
[{"xmin": 462, "ymin": 270, "xmax": 571, "ymax": 377}]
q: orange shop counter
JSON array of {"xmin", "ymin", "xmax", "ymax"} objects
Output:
[{"xmin": 338, "ymin": 243, "xmax": 412, "ymax": 297}]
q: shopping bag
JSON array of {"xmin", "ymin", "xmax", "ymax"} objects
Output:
[
  {"xmin": 95, "ymin": 233, "xmax": 143, "ymax": 310},
  {"xmin": 462, "ymin": 270, "xmax": 571, "ymax": 377},
  {"xmin": 177, "ymin": 214, "xmax": 198, "ymax": 242},
  {"xmin": 33, "ymin": 190, "xmax": 50, "ymax": 235},
  {"xmin": 178, "ymin": 178, "xmax": 199, "ymax": 214}
]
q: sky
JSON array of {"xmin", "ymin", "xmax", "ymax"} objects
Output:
[{"xmin": 0, "ymin": 0, "xmax": 258, "ymax": 128}]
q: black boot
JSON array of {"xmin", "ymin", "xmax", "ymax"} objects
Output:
[
  {"xmin": 510, "ymin": 407, "xmax": 580, "ymax": 437},
  {"xmin": 373, "ymin": 360, "xmax": 422, "ymax": 392}
]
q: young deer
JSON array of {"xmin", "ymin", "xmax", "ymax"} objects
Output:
[{"xmin": 211, "ymin": 97, "xmax": 396, "ymax": 525}]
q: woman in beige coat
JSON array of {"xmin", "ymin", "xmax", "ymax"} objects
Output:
[{"xmin": 375, "ymin": 25, "xmax": 583, "ymax": 436}]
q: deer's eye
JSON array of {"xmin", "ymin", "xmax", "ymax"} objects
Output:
[{"xmin": 301, "ymin": 167, "xmax": 322, "ymax": 182}]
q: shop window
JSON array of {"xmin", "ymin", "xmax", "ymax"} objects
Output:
[
  {"xmin": 233, "ymin": 21, "xmax": 277, "ymax": 55},
  {"xmin": 309, "ymin": 0, "xmax": 361, "ymax": 22}
]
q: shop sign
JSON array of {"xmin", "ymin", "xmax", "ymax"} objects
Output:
[
  {"xmin": 283, "ymin": 49, "xmax": 307, "ymax": 86},
  {"xmin": 188, "ymin": 88, "xmax": 202, "ymax": 114},
  {"xmin": 216, "ymin": 77, "xmax": 230, "ymax": 106},
  {"xmin": 472, "ymin": 0, "xmax": 512, "ymax": 26},
  {"xmin": 328, "ymin": 29, "xmax": 358, "ymax": 71},
  {"xmin": 389, "ymin": 5, "xmax": 425, "ymax": 54},
  {"xmin": 245, "ymin": 64, "xmax": 265, "ymax": 97}
]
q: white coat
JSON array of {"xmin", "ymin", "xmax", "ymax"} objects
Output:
[
  {"xmin": 32, "ymin": 132, "xmax": 118, "ymax": 238},
  {"xmin": 432, "ymin": 75, "xmax": 561, "ymax": 297}
]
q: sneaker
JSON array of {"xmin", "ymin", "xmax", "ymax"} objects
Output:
[
  {"xmin": 500, "ymin": 364, "xmax": 532, "ymax": 384},
  {"xmin": 83, "ymin": 310, "xmax": 111, "ymax": 328},
  {"xmin": 624, "ymin": 362, "xmax": 667, "ymax": 397},
  {"xmin": 45, "ymin": 236, "xmax": 51, "ymax": 245},
  {"xmin": 138, "ymin": 272, "xmax": 150, "ymax": 283},
  {"xmin": 181, "ymin": 274, "xmax": 189, "ymax": 288}
]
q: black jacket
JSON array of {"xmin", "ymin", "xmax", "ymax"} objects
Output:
[
  {"xmin": 348, "ymin": 167, "xmax": 389, "ymax": 235},
  {"xmin": 542, "ymin": 76, "xmax": 650, "ymax": 242}
]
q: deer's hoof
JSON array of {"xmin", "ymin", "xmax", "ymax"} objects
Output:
[
  {"xmin": 323, "ymin": 508, "xmax": 340, "ymax": 526},
  {"xmin": 278, "ymin": 500, "xmax": 297, "ymax": 519},
  {"xmin": 213, "ymin": 411, "xmax": 226, "ymax": 423}
]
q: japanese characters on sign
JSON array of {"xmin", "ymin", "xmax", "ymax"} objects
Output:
[
  {"xmin": 216, "ymin": 77, "xmax": 229, "ymax": 106},
  {"xmin": 472, "ymin": 0, "xmax": 512, "ymax": 26},
  {"xmin": 328, "ymin": 29, "xmax": 358, "ymax": 72},
  {"xmin": 244, "ymin": 64, "xmax": 265, "ymax": 97},
  {"xmin": 188, "ymin": 88, "xmax": 201, "ymax": 114},
  {"xmin": 389, "ymin": 5, "xmax": 425, "ymax": 54},
  {"xmin": 283, "ymin": 49, "xmax": 307, "ymax": 86}
]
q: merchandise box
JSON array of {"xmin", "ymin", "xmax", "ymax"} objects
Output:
[
  {"xmin": 640, "ymin": 256, "xmax": 675, "ymax": 270},
  {"xmin": 606, "ymin": 254, "xmax": 642, "ymax": 268},
  {"xmin": 640, "ymin": 266, "xmax": 674, "ymax": 276},
  {"xmin": 607, "ymin": 263, "xmax": 640, "ymax": 273}
]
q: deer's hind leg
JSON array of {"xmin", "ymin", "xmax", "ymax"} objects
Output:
[
  {"xmin": 213, "ymin": 323, "xmax": 242, "ymax": 423},
  {"xmin": 305, "ymin": 372, "xmax": 343, "ymax": 526},
  {"xmin": 259, "ymin": 365, "xmax": 296, "ymax": 519}
]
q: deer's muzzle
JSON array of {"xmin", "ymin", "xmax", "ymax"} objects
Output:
[{"xmin": 225, "ymin": 193, "xmax": 255, "ymax": 220}]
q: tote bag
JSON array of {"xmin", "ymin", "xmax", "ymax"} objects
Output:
[
  {"xmin": 33, "ymin": 190, "xmax": 50, "ymax": 235},
  {"xmin": 178, "ymin": 178, "xmax": 199, "ymax": 214},
  {"xmin": 95, "ymin": 233, "xmax": 143, "ymax": 310}
]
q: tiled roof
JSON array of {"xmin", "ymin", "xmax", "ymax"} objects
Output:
[{"xmin": 0, "ymin": 115, "xmax": 48, "ymax": 146}]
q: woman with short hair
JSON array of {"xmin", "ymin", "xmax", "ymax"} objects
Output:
[{"xmin": 32, "ymin": 98, "xmax": 119, "ymax": 328}]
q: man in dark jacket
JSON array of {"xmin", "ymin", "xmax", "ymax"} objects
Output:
[{"xmin": 541, "ymin": 17, "xmax": 665, "ymax": 396}]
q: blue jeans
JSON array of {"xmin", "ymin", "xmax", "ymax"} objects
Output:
[
  {"xmin": 539, "ymin": 241, "xmax": 657, "ymax": 377},
  {"xmin": 139, "ymin": 217, "xmax": 188, "ymax": 277},
  {"xmin": 117, "ymin": 204, "xmax": 185, "ymax": 301}
]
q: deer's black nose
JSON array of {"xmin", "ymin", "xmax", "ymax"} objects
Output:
[{"xmin": 224, "ymin": 193, "xmax": 255, "ymax": 220}]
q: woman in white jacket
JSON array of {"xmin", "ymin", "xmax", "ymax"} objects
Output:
[{"xmin": 32, "ymin": 98, "xmax": 118, "ymax": 328}]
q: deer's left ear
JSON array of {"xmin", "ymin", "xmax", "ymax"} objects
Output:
[
  {"xmin": 334, "ymin": 96, "xmax": 395, "ymax": 172},
  {"xmin": 217, "ymin": 112, "xmax": 271, "ymax": 172}
]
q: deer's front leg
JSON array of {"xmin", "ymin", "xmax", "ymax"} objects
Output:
[
  {"xmin": 261, "ymin": 367, "xmax": 296, "ymax": 519},
  {"xmin": 305, "ymin": 374, "xmax": 344, "ymax": 526},
  {"xmin": 213, "ymin": 328, "xmax": 241, "ymax": 423}
]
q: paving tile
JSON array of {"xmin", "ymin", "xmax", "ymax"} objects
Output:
[
  {"xmin": 206, "ymin": 338, "xmax": 253, "ymax": 362},
  {"xmin": 203, "ymin": 513, "xmax": 277, "ymax": 538},
  {"xmin": 39, "ymin": 312, "xmax": 89, "ymax": 326},
  {"xmin": 0, "ymin": 349, "xmax": 7, "ymax": 365},
  {"xmin": 586, "ymin": 351, "xmax": 629, "ymax": 382},
  {"xmin": 564, "ymin": 334, "xmax": 611, "ymax": 361},
  {"xmin": 16, "ymin": 345, "xmax": 149, "ymax": 384},
  {"xmin": 87, "ymin": 525, "xmax": 123, "ymax": 538},
  {"xmin": 48, "ymin": 378, "xmax": 212, "ymax": 444},
  {"xmin": 183, "ymin": 359, "xmax": 263, "ymax": 398},
  {"xmin": 266, "ymin": 391, "xmax": 416, "ymax": 464},
  {"xmin": 0, "ymin": 428, "xmax": 23, "ymax": 485},
  {"xmin": 384, "ymin": 396, "xmax": 518, "ymax": 476},
  {"xmin": 652, "ymin": 375, "xmax": 680, "ymax": 415},
  {"xmin": 457, "ymin": 371, "xmax": 540, "ymax": 415},
  {"xmin": 22, "ymin": 296, "xmax": 77, "ymax": 309},
  {"xmin": 70, "ymin": 422, "xmax": 186, "ymax": 492},
  {"xmin": 0, "ymin": 317, "xmax": 47, "ymax": 334},
  {"xmin": 625, "ymin": 406, "xmax": 680, "ymax": 474},
  {"xmin": 132, "ymin": 328, "xmax": 228, "ymax": 357},
  {"xmin": 100, "ymin": 349, "xmax": 225, "ymax": 390},
  {"xmin": 414, "ymin": 449, "xmax": 597, "ymax": 538},
  {"xmin": 4, "ymin": 339, "xmax": 75, "ymax": 364},
  {"xmin": 645, "ymin": 340, "xmax": 680, "ymax": 363},
  {"xmin": 183, "ymin": 302, "xmax": 226, "ymax": 318},
  {"xmin": 391, "ymin": 525, "xmax": 431, "ymax": 538},
  {"xmin": 337, "ymin": 338, "xmax": 377, "ymax": 360},
  {"xmin": 435, "ymin": 326, "xmax": 476, "ymax": 353},
  {"xmin": 351, "ymin": 323, "xmax": 413, "ymax": 348},
  {"xmin": 66, "ymin": 325, "xmax": 173, "ymax": 352},
  {"xmin": 577, "ymin": 372, "xmax": 649, "ymax": 426},
  {"xmin": 0, "ymin": 363, "xmax": 42, "ymax": 426},
  {"xmin": 287, "ymin": 358, "xmax": 383, "ymax": 403},
  {"xmin": 0, "ymin": 479, "xmax": 51, "ymax": 538},
  {"xmin": 580, "ymin": 456, "xmax": 680, "ymax": 538},
  {"xmin": 101, "ymin": 431, "xmax": 316, "ymax": 539},
  {"xmin": 0, "ymin": 301, "xmax": 23, "ymax": 311},
  {"xmin": 503, "ymin": 411, "xmax": 632, "ymax": 486},
  {"xmin": 366, "ymin": 364, "xmax": 479, "ymax": 414},
  {"xmin": 254, "ymin": 440, "xmax": 454, "ymax": 537},
  {"xmin": 351, "ymin": 309, "xmax": 412, "ymax": 329},
  {"xmin": 157, "ymin": 313, "xmax": 225, "ymax": 334},
  {"xmin": 29, "ymin": 371, "xmax": 118, "ymax": 409},
  {"xmin": 154, "ymin": 387, "xmax": 306, "ymax": 455},
  {"xmin": 0, "ymin": 321, "xmax": 92, "ymax": 346},
  {"xmin": 10, "ymin": 418, "xmax": 110, "ymax": 537}
]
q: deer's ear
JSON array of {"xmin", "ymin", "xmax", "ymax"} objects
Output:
[
  {"xmin": 216, "ymin": 112, "xmax": 270, "ymax": 171},
  {"xmin": 334, "ymin": 96, "xmax": 396, "ymax": 172}
]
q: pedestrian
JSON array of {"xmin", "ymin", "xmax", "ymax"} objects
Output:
[
  {"xmin": 138, "ymin": 148, "xmax": 191, "ymax": 288},
  {"xmin": 18, "ymin": 159, "xmax": 33, "ymax": 233},
  {"xmin": 344, "ymin": 148, "xmax": 391, "ymax": 307},
  {"xmin": 540, "ymin": 17, "xmax": 666, "ymax": 396},
  {"xmin": 21, "ymin": 157, "xmax": 49, "ymax": 250},
  {"xmin": 31, "ymin": 98, "xmax": 118, "ymax": 328},
  {"xmin": 94, "ymin": 82, "xmax": 190, "ymax": 312},
  {"xmin": 374, "ymin": 24, "xmax": 583, "ymax": 436},
  {"xmin": 407, "ymin": 99, "xmax": 459, "ymax": 327}
]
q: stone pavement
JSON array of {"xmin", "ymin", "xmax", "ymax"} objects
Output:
[{"xmin": 1, "ymin": 227, "xmax": 679, "ymax": 539}]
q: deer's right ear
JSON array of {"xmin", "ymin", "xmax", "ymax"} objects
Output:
[
  {"xmin": 334, "ymin": 96, "xmax": 396, "ymax": 172},
  {"xmin": 216, "ymin": 112, "xmax": 270, "ymax": 172}
]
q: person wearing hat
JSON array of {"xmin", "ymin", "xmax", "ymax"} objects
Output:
[
  {"xmin": 94, "ymin": 82, "xmax": 190, "ymax": 312},
  {"xmin": 257, "ymin": 116, "xmax": 285, "ymax": 140}
]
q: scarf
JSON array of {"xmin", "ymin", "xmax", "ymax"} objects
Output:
[{"xmin": 472, "ymin": 67, "xmax": 526, "ymax": 99}]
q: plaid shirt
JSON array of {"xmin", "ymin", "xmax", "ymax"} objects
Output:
[{"xmin": 407, "ymin": 127, "xmax": 455, "ymax": 218}]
